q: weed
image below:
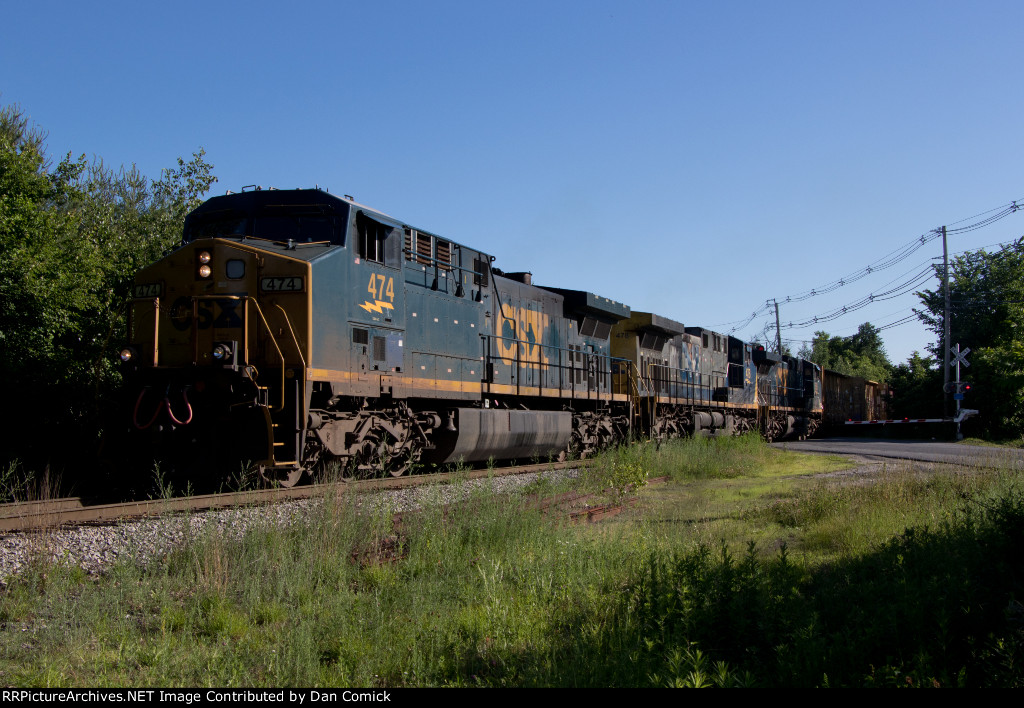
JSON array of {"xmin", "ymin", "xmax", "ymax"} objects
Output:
[
  {"xmin": 588, "ymin": 443, "xmax": 648, "ymax": 497},
  {"xmin": 0, "ymin": 460, "xmax": 63, "ymax": 503},
  {"xmin": 2, "ymin": 441, "xmax": 1023, "ymax": 686},
  {"xmin": 149, "ymin": 463, "xmax": 175, "ymax": 500},
  {"xmin": 221, "ymin": 461, "xmax": 260, "ymax": 492}
]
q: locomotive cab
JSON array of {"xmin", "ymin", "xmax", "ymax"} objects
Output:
[{"xmin": 122, "ymin": 189, "xmax": 341, "ymax": 484}]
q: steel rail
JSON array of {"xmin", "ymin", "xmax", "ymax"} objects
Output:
[{"xmin": 0, "ymin": 460, "xmax": 591, "ymax": 534}]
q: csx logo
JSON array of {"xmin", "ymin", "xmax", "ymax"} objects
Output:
[
  {"xmin": 169, "ymin": 297, "xmax": 244, "ymax": 331},
  {"xmin": 497, "ymin": 304, "xmax": 548, "ymax": 362}
]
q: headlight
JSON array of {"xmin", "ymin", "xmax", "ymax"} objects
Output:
[
  {"xmin": 212, "ymin": 341, "xmax": 238, "ymax": 367},
  {"xmin": 198, "ymin": 251, "xmax": 212, "ymax": 264},
  {"xmin": 119, "ymin": 347, "xmax": 135, "ymax": 363},
  {"xmin": 198, "ymin": 264, "xmax": 212, "ymax": 278}
]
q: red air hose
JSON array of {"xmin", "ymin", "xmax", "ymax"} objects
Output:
[
  {"xmin": 133, "ymin": 389, "xmax": 163, "ymax": 430},
  {"xmin": 165, "ymin": 388, "xmax": 194, "ymax": 426}
]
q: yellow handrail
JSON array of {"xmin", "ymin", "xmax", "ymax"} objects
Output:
[
  {"xmin": 272, "ymin": 303, "xmax": 306, "ymax": 368},
  {"xmin": 152, "ymin": 298, "xmax": 160, "ymax": 366},
  {"xmin": 242, "ymin": 298, "xmax": 287, "ymax": 412},
  {"xmin": 188, "ymin": 295, "xmax": 289, "ymax": 411}
]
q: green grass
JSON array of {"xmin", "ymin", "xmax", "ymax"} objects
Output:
[
  {"xmin": 1, "ymin": 435, "xmax": 1022, "ymax": 687},
  {"xmin": 959, "ymin": 436, "xmax": 1024, "ymax": 448}
]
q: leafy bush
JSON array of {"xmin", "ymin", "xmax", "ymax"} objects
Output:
[
  {"xmin": 0, "ymin": 102, "xmax": 215, "ymax": 473},
  {"xmin": 612, "ymin": 478, "xmax": 1024, "ymax": 686}
]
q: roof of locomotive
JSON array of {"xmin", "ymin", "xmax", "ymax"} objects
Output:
[
  {"xmin": 626, "ymin": 311, "xmax": 685, "ymax": 336},
  {"xmin": 539, "ymin": 286, "xmax": 630, "ymax": 320},
  {"xmin": 188, "ymin": 187, "xmax": 388, "ymax": 213},
  {"xmin": 182, "ymin": 187, "xmax": 491, "ymax": 264},
  {"xmin": 184, "ymin": 188, "xmax": 381, "ymax": 236}
]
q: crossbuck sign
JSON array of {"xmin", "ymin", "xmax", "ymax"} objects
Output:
[{"xmin": 950, "ymin": 345, "xmax": 971, "ymax": 368}]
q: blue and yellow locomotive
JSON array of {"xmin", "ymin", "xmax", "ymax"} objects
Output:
[
  {"xmin": 120, "ymin": 187, "xmax": 821, "ymax": 484},
  {"xmin": 609, "ymin": 314, "xmax": 821, "ymax": 442}
]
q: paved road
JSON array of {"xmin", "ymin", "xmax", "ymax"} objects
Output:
[{"xmin": 772, "ymin": 438, "xmax": 1024, "ymax": 469}]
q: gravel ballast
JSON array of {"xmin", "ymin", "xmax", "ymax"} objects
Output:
[{"xmin": 0, "ymin": 468, "xmax": 579, "ymax": 585}]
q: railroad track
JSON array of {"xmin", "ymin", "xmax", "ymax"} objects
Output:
[{"xmin": 0, "ymin": 460, "xmax": 591, "ymax": 533}]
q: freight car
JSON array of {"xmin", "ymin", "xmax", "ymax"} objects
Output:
[
  {"xmin": 118, "ymin": 188, "xmax": 822, "ymax": 485},
  {"xmin": 821, "ymin": 371, "xmax": 887, "ymax": 430}
]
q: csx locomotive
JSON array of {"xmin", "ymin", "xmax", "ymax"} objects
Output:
[{"xmin": 120, "ymin": 188, "xmax": 821, "ymax": 485}]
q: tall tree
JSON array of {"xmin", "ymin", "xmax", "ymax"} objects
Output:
[
  {"xmin": 916, "ymin": 238, "xmax": 1024, "ymax": 360},
  {"xmin": 887, "ymin": 351, "xmax": 942, "ymax": 419},
  {"xmin": 801, "ymin": 323, "xmax": 892, "ymax": 383},
  {"xmin": 915, "ymin": 238, "xmax": 1024, "ymax": 437},
  {"xmin": 0, "ymin": 103, "xmax": 216, "ymax": 471}
]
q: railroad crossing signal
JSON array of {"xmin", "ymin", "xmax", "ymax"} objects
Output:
[
  {"xmin": 943, "ymin": 381, "xmax": 973, "ymax": 395},
  {"xmin": 946, "ymin": 344, "xmax": 972, "ymax": 403},
  {"xmin": 950, "ymin": 345, "xmax": 971, "ymax": 368},
  {"xmin": 944, "ymin": 382, "xmax": 973, "ymax": 400}
]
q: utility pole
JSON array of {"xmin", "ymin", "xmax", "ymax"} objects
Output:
[
  {"xmin": 774, "ymin": 300, "xmax": 782, "ymax": 354},
  {"xmin": 942, "ymin": 226, "xmax": 950, "ymax": 418}
]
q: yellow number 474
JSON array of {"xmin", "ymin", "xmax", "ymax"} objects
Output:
[{"xmin": 367, "ymin": 273, "xmax": 395, "ymax": 302}]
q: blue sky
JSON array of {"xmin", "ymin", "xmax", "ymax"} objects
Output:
[{"xmin": 4, "ymin": 0, "xmax": 1023, "ymax": 365}]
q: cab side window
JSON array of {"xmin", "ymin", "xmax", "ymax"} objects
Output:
[{"xmin": 356, "ymin": 211, "xmax": 400, "ymax": 266}]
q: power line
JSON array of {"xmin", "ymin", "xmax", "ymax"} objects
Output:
[
  {"xmin": 946, "ymin": 202, "xmax": 1020, "ymax": 234},
  {"xmin": 779, "ymin": 312, "xmax": 920, "ymax": 357},
  {"xmin": 717, "ymin": 229, "xmax": 940, "ymax": 332},
  {"xmin": 874, "ymin": 313, "xmax": 919, "ymax": 332},
  {"xmin": 776, "ymin": 261, "xmax": 935, "ymax": 331},
  {"xmin": 945, "ymin": 199, "xmax": 1021, "ymax": 228},
  {"xmin": 733, "ymin": 197, "xmax": 1024, "ymax": 336}
]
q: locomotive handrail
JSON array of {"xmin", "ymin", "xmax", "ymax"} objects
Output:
[
  {"xmin": 152, "ymin": 298, "xmax": 160, "ymax": 366},
  {"xmin": 243, "ymin": 298, "xmax": 287, "ymax": 412},
  {"xmin": 633, "ymin": 360, "xmax": 655, "ymax": 397},
  {"xmin": 126, "ymin": 297, "xmax": 162, "ymax": 366},
  {"xmin": 626, "ymin": 360, "xmax": 656, "ymax": 432},
  {"xmin": 648, "ymin": 363, "xmax": 728, "ymax": 407},
  {"xmin": 483, "ymin": 334, "xmax": 582, "ymax": 393},
  {"xmin": 755, "ymin": 379, "xmax": 807, "ymax": 408},
  {"xmin": 189, "ymin": 295, "xmax": 289, "ymax": 412},
  {"xmin": 272, "ymin": 303, "xmax": 306, "ymax": 369},
  {"xmin": 480, "ymin": 333, "xmax": 625, "ymax": 401}
]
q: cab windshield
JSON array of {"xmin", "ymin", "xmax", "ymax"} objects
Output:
[
  {"xmin": 184, "ymin": 206, "xmax": 345, "ymax": 246},
  {"xmin": 185, "ymin": 210, "xmax": 248, "ymax": 241},
  {"xmin": 254, "ymin": 210, "xmax": 337, "ymax": 244}
]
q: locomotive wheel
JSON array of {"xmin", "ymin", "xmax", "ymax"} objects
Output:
[
  {"xmin": 259, "ymin": 464, "xmax": 305, "ymax": 488},
  {"xmin": 384, "ymin": 445, "xmax": 410, "ymax": 477},
  {"xmin": 336, "ymin": 458, "xmax": 363, "ymax": 482},
  {"xmin": 567, "ymin": 432, "xmax": 588, "ymax": 460},
  {"xmin": 279, "ymin": 467, "xmax": 305, "ymax": 487},
  {"xmin": 386, "ymin": 438, "xmax": 423, "ymax": 477},
  {"xmin": 352, "ymin": 435, "xmax": 392, "ymax": 477}
]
